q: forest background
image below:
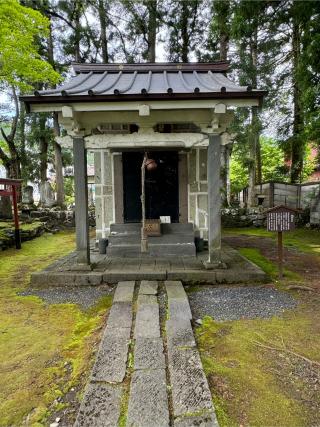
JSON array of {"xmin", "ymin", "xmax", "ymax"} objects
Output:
[{"xmin": 0, "ymin": 0, "xmax": 319, "ymax": 207}]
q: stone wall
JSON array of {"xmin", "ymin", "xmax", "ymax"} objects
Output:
[
  {"xmin": 239, "ymin": 181, "xmax": 320, "ymax": 224},
  {"xmin": 222, "ymin": 206, "xmax": 311, "ymax": 228},
  {"xmin": 222, "ymin": 207, "xmax": 266, "ymax": 228},
  {"xmin": 30, "ymin": 208, "xmax": 76, "ymax": 228}
]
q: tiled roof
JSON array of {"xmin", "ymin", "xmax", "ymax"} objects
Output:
[
  {"xmin": 35, "ymin": 63, "xmax": 252, "ymax": 97},
  {"xmin": 21, "ymin": 63, "xmax": 266, "ymax": 107}
]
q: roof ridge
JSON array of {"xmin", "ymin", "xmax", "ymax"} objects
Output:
[{"xmin": 72, "ymin": 62, "xmax": 230, "ymax": 74}]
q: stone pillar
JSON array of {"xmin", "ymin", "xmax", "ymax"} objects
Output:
[
  {"xmin": 205, "ymin": 134, "xmax": 224, "ymax": 268},
  {"xmin": 73, "ymin": 136, "xmax": 90, "ymax": 265}
]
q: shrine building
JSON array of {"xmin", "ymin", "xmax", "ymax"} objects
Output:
[{"xmin": 22, "ymin": 62, "xmax": 266, "ymax": 267}]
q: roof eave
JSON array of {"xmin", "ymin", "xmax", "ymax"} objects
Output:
[{"xmin": 21, "ymin": 90, "xmax": 268, "ymax": 112}]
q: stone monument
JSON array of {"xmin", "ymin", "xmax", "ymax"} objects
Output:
[
  {"xmin": 22, "ymin": 185, "xmax": 35, "ymax": 206},
  {"xmin": 40, "ymin": 181, "xmax": 56, "ymax": 207}
]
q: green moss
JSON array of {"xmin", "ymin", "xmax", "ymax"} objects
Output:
[
  {"xmin": 196, "ymin": 308, "xmax": 320, "ymax": 427},
  {"xmin": 238, "ymin": 247, "xmax": 301, "ymax": 280},
  {"xmin": 0, "ymin": 231, "xmax": 110, "ymax": 426},
  {"xmin": 118, "ymin": 387, "xmax": 130, "ymax": 427},
  {"xmin": 223, "ymin": 227, "xmax": 320, "ymax": 255}
]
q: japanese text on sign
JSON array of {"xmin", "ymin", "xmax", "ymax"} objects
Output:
[{"xmin": 267, "ymin": 211, "xmax": 295, "ymax": 232}]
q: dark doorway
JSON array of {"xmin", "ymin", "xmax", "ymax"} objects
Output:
[{"xmin": 123, "ymin": 151, "xmax": 179, "ymax": 223}]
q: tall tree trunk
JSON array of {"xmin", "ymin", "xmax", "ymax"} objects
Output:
[
  {"xmin": 216, "ymin": 0, "xmax": 230, "ymax": 205},
  {"xmin": 53, "ymin": 113, "xmax": 65, "ymax": 207},
  {"xmin": 247, "ymin": 108, "xmax": 257, "ymax": 207},
  {"xmin": 291, "ymin": 15, "xmax": 303, "ymax": 183},
  {"xmin": 74, "ymin": 0, "xmax": 82, "ymax": 62},
  {"xmin": 48, "ymin": 19, "xmax": 65, "ymax": 207},
  {"xmin": 147, "ymin": 0, "xmax": 157, "ymax": 62},
  {"xmin": 181, "ymin": 2, "xmax": 189, "ymax": 62},
  {"xmin": 218, "ymin": 0, "xmax": 230, "ymax": 61},
  {"xmin": 39, "ymin": 116, "xmax": 48, "ymax": 188},
  {"xmin": 247, "ymin": 30, "xmax": 260, "ymax": 207},
  {"xmin": 98, "ymin": 0, "xmax": 108, "ymax": 62},
  {"xmin": 19, "ymin": 101, "xmax": 26, "ymax": 177},
  {"xmin": 0, "ymin": 87, "xmax": 21, "ymax": 181}
]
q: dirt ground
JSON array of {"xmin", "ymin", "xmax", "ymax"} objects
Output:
[{"xmin": 223, "ymin": 234, "xmax": 320, "ymax": 290}]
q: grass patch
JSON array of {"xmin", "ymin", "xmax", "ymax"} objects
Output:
[
  {"xmin": 196, "ymin": 307, "xmax": 320, "ymax": 427},
  {"xmin": 238, "ymin": 247, "xmax": 301, "ymax": 280},
  {"xmin": 223, "ymin": 227, "xmax": 320, "ymax": 256},
  {"xmin": 0, "ymin": 231, "xmax": 111, "ymax": 426}
]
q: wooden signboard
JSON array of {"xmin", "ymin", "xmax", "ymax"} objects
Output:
[
  {"xmin": 266, "ymin": 205, "xmax": 297, "ymax": 279},
  {"xmin": 267, "ymin": 206, "xmax": 296, "ymax": 232}
]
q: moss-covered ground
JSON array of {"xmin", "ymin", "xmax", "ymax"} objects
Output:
[
  {"xmin": 0, "ymin": 220, "xmax": 44, "ymax": 241},
  {"xmin": 195, "ymin": 227, "xmax": 320, "ymax": 427},
  {"xmin": 0, "ymin": 231, "xmax": 112, "ymax": 426},
  {"xmin": 223, "ymin": 227, "xmax": 320, "ymax": 255}
]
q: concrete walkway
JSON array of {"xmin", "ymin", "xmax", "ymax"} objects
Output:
[{"xmin": 75, "ymin": 281, "xmax": 218, "ymax": 427}]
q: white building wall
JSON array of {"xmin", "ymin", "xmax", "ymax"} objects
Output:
[{"xmin": 188, "ymin": 148, "xmax": 209, "ymax": 239}]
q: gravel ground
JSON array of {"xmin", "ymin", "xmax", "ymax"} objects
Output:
[
  {"xmin": 188, "ymin": 286, "xmax": 297, "ymax": 321},
  {"xmin": 20, "ymin": 285, "xmax": 114, "ymax": 309}
]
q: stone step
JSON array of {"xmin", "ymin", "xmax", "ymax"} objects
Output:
[
  {"xmin": 110, "ymin": 222, "xmax": 194, "ymax": 235},
  {"xmin": 110, "ymin": 223, "xmax": 141, "ymax": 233},
  {"xmin": 161, "ymin": 223, "xmax": 194, "ymax": 234},
  {"xmin": 108, "ymin": 234, "xmax": 195, "ymax": 245},
  {"xmin": 108, "ymin": 223, "xmax": 196, "ymax": 258}
]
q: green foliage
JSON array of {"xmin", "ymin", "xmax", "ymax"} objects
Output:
[
  {"xmin": 166, "ymin": 0, "xmax": 204, "ymax": 62},
  {"xmin": 64, "ymin": 176, "xmax": 75, "ymax": 205},
  {"xmin": 230, "ymin": 136, "xmax": 317, "ymax": 194},
  {"xmin": 0, "ymin": 0, "xmax": 60, "ymax": 90},
  {"xmin": 230, "ymin": 137, "xmax": 285, "ymax": 193}
]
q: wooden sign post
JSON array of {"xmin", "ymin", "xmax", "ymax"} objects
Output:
[{"xmin": 267, "ymin": 205, "xmax": 297, "ymax": 279}]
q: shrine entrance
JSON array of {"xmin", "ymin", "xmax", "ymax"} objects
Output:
[{"xmin": 122, "ymin": 151, "xmax": 179, "ymax": 223}]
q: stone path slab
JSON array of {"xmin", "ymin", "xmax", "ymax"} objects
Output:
[
  {"xmin": 137, "ymin": 293, "xmax": 158, "ymax": 305},
  {"xmin": 74, "ymin": 280, "xmax": 218, "ymax": 427},
  {"xmin": 134, "ymin": 297, "xmax": 160, "ymax": 338},
  {"xmin": 139, "ymin": 280, "xmax": 158, "ymax": 295},
  {"xmin": 168, "ymin": 349, "xmax": 214, "ymax": 417},
  {"xmin": 134, "ymin": 337, "xmax": 165, "ymax": 370},
  {"xmin": 165, "ymin": 280, "xmax": 192, "ymax": 321},
  {"xmin": 91, "ymin": 334, "xmax": 130, "ymax": 383},
  {"xmin": 168, "ymin": 299, "xmax": 192, "ymax": 321},
  {"xmin": 165, "ymin": 280, "xmax": 188, "ymax": 299},
  {"xmin": 113, "ymin": 281, "xmax": 135, "ymax": 302},
  {"xmin": 126, "ymin": 369, "xmax": 170, "ymax": 427},
  {"xmin": 165, "ymin": 281, "xmax": 218, "ymax": 424},
  {"xmin": 104, "ymin": 325, "xmax": 131, "ymax": 339},
  {"xmin": 174, "ymin": 415, "xmax": 218, "ymax": 427},
  {"xmin": 107, "ymin": 302, "xmax": 132, "ymax": 328},
  {"xmin": 166, "ymin": 318, "xmax": 196, "ymax": 348},
  {"xmin": 74, "ymin": 383, "xmax": 122, "ymax": 427}
]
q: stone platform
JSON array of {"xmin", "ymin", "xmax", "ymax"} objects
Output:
[
  {"xmin": 30, "ymin": 243, "xmax": 268, "ymax": 287},
  {"xmin": 75, "ymin": 280, "xmax": 219, "ymax": 427}
]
